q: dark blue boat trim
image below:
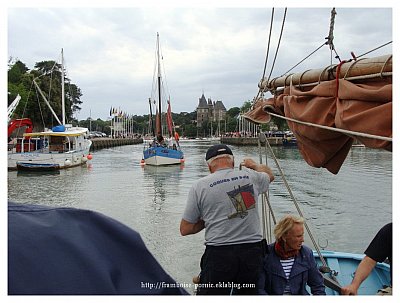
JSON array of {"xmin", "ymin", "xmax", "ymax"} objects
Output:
[{"xmin": 16, "ymin": 162, "xmax": 60, "ymax": 171}]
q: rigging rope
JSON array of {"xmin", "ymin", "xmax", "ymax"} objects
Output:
[
  {"xmin": 267, "ymin": 111, "xmax": 392, "ymax": 142},
  {"xmin": 256, "ymin": 8, "xmax": 275, "ymax": 102},
  {"xmin": 261, "ymin": 134, "xmax": 329, "ymax": 268},
  {"xmin": 257, "ymin": 8, "xmax": 288, "ymax": 101},
  {"xmin": 280, "ymin": 42, "xmax": 326, "ymax": 77},
  {"xmin": 266, "ymin": 8, "xmax": 287, "ymax": 84},
  {"xmin": 258, "ymin": 133, "xmax": 276, "ymax": 243},
  {"xmin": 356, "ymin": 41, "xmax": 393, "ymax": 59},
  {"xmin": 280, "ymin": 8, "xmax": 341, "ymax": 79},
  {"xmin": 325, "ymin": 8, "xmax": 336, "ymax": 50},
  {"xmin": 325, "ymin": 8, "xmax": 341, "ymax": 62},
  {"xmin": 261, "ymin": 8, "xmax": 275, "ymax": 84}
]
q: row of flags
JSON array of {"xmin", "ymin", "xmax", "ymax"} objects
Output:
[
  {"xmin": 109, "ymin": 107, "xmax": 133, "ymax": 119},
  {"xmin": 109, "ymin": 102, "xmax": 180, "ymax": 140}
]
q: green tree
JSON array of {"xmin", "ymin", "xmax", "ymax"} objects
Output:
[
  {"xmin": 240, "ymin": 100, "xmax": 252, "ymax": 112},
  {"xmin": 8, "ymin": 60, "xmax": 28, "ymax": 85},
  {"xmin": 8, "ymin": 58, "xmax": 84, "ymax": 129}
]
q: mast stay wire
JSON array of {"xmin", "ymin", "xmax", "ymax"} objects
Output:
[
  {"xmin": 260, "ymin": 134, "xmax": 329, "ymax": 269},
  {"xmin": 266, "ymin": 8, "xmax": 287, "ymax": 85},
  {"xmin": 256, "ymin": 8, "xmax": 325, "ymax": 248},
  {"xmin": 256, "ymin": 8, "xmax": 275, "ymax": 102},
  {"xmin": 255, "ymin": 8, "xmax": 345, "ymax": 268},
  {"xmin": 159, "ymin": 40, "xmax": 171, "ymax": 112},
  {"xmin": 257, "ymin": 133, "xmax": 275, "ymax": 243},
  {"xmin": 256, "ymin": 8, "xmax": 288, "ymax": 101},
  {"xmin": 280, "ymin": 8, "xmax": 341, "ymax": 79},
  {"xmin": 357, "ymin": 41, "xmax": 393, "ymax": 59},
  {"xmin": 260, "ymin": 8, "xmax": 275, "ymax": 83},
  {"xmin": 255, "ymin": 7, "xmax": 281, "ymax": 241},
  {"xmin": 280, "ymin": 42, "xmax": 326, "ymax": 78}
]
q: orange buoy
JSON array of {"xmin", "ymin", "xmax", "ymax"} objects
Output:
[{"xmin": 87, "ymin": 154, "xmax": 93, "ymax": 160}]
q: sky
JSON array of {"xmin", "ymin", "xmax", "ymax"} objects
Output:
[{"xmin": 5, "ymin": 1, "xmax": 394, "ymax": 121}]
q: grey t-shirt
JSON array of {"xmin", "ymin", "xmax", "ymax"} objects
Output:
[{"xmin": 182, "ymin": 167, "xmax": 270, "ymax": 246}]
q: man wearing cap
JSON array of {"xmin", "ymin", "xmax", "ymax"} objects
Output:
[{"xmin": 180, "ymin": 144, "xmax": 274, "ymax": 295}]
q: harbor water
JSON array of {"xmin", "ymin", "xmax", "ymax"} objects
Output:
[{"xmin": 7, "ymin": 140, "xmax": 392, "ymax": 293}]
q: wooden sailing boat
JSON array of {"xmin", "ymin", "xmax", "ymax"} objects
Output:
[
  {"xmin": 243, "ymin": 8, "xmax": 392, "ymax": 295},
  {"xmin": 244, "ymin": 8, "xmax": 392, "ymax": 175},
  {"xmin": 142, "ymin": 33, "xmax": 184, "ymax": 166}
]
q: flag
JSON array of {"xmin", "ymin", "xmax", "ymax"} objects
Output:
[
  {"xmin": 174, "ymin": 131, "xmax": 180, "ymax": 142},
  {"xmin": 166, "ymin": 100, "xmax": 173, "ymax": 136}
]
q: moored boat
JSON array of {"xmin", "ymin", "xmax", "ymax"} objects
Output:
[
  {"xmin": 7, "ymin": 49, "xmax": 92, "ymax": 171},
  {"xmin": 16, "ymin": 162, "xmax": 60, "ymax": 171},
  {"xmin": 9, "ymin": 125, "xmax": 92, "ymax": 170}
]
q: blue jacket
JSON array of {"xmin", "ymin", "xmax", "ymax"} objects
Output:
[
  {"xmin": 259, "ymin": 243, "xmax": 325, "ymax": 295},
  {"xmin": 8, "ymin": 202, "xmax": 188, "ymax": 295}
]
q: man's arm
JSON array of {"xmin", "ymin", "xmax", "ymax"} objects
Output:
[
  {"xmin": 341, "ymin": 256, "xmax": 377, "ymax": 295},
  {"xmin": 180, "ymin": 219, "xmax": 205, "ymax": 236},
  {"xmin": 241, "ymin": 158, "xmax": 274, "ymax": 182}
]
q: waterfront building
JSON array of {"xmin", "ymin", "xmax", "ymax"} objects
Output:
[{"xmin": 196, "ymin": 93, "xmax": 226, "ymax": 127}]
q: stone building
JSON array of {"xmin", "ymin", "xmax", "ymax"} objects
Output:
[{"xmin": 196, "ymin": 93, "xmax": 227, "ymax": 127}]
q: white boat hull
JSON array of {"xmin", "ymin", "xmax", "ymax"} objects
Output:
[
  {"xmin": 144, "ymin": 154, "xmax": 183, "ymax": 166},
  {"xmin": 8, "ymin": 128, "xmax": 92, "ymax": 170},
  {"xmin": 8, "ymin": 148, "xmax": 91, "ymax": 170}
]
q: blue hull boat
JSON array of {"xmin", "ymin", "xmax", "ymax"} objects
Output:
[
  {"xmin": 143, "ymin": 146, "xmax": 184, "ymax": 166},
  {"xmin": 142, "ymin": 33, "xmax": 184, "ymax": 166},
  {"xmin": 312, "ymin": 250, "xmax": 390, "ymax": 295}
]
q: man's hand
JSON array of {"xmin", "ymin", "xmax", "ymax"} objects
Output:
[
  {"xmin": 241, "ymin": 158, "xmax": 274, "ymax": 182},
  {"xmin": 341, "ymin": 284, "xmax": 358, "ymax": 295},
  {"xmin": 340, "ymin": 256, "xmax": 377, "ymax": 295}
]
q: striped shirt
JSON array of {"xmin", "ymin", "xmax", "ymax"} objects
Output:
[{"xmin": 280, "ymin": 257, "xmax": 295, "ymax": 295}]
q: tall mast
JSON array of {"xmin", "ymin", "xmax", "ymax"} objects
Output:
[
  {"xmin": 61, "ymin": 48, "xmax": 65, "ymax": 125},
  {"xmin": 156, "ymin": 33, "xmax": 162, "ymax": 137}
]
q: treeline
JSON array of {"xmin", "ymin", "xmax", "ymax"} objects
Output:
[
  {"xmin": 8, "ymin": 58, "xmax": 286, "ymax": 137},
  {"xmin": 8, "ymin": 58, "xmax": 82, "ymax": 130}
]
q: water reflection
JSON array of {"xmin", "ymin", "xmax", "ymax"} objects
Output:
[
  {"xmin": 17, "ymin": 170, "xmax": 61, "ymax": 177},
  {"xmin": 142, "ymin": 164, "xmax": 185, "ymax": 210}
]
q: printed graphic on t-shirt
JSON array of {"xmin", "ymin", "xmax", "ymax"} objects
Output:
[{"xmin": 227, "ymin": 184, "xmax": 255, "ymax": 219}]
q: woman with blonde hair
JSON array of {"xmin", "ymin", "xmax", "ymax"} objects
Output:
[{"xmin": 259, "ymin": 214, "xmax": 325, "ymax": 295}]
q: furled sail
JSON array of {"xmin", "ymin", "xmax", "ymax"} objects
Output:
[{"xmin": 244, "ymin": 54, "xmax": 392, "ymax": 174}]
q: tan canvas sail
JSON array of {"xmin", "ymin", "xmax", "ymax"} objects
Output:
[{"xmin": 244, "ymin": 54, "xmax": 392, "ymax": 174}]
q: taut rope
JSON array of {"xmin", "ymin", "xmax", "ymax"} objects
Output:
[{"xmin": 267, "ymin": 111, "xmax": 392, "ymax": 142}]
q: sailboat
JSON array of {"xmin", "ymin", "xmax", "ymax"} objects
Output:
[
  {"xmin": 142, "ymin": 33, "xmax": 184, "ymax": 166},
  {"xmin": 242, "ymin": 8, "xmax": 392, "ymax": 295},
  {"xmin": 8, "ymin": 49, "xmax": 92, "ymax": 171}
]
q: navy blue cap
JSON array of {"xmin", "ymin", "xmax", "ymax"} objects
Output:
[{"xmin": 205, "ymin": 144, "xmax": 233, "ymax": 161}]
